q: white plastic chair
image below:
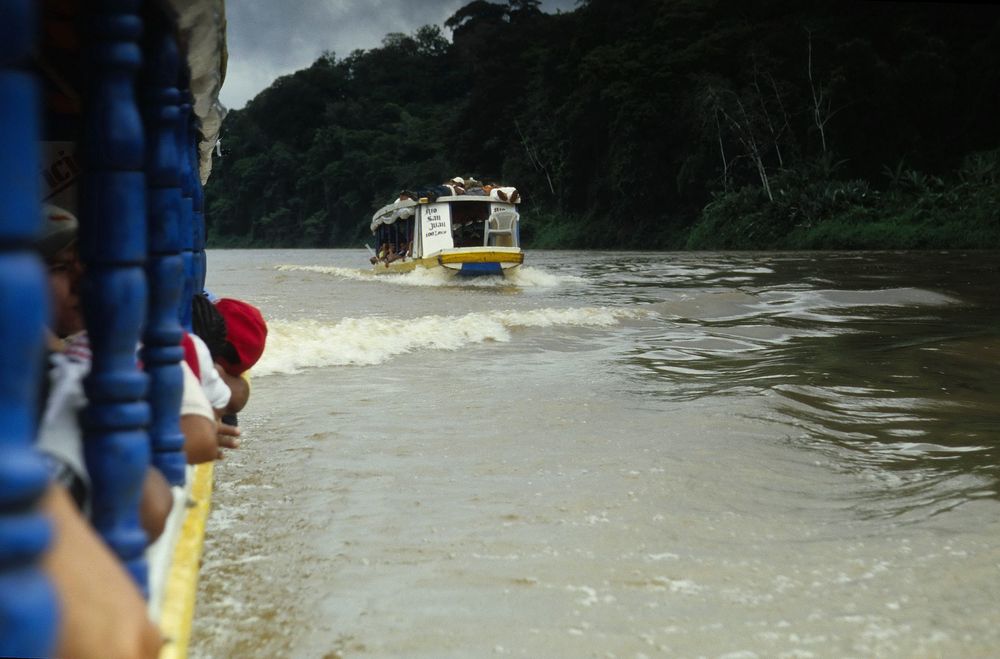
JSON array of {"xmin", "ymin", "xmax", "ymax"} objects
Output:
[{"xmin": 484, "ymin": 210, "xmax": 519, "ymax": 247}]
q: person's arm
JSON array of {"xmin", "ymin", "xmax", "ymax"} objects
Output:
[
  {"xmin": 181, "ymin": 413, "xmax": 219, "ymax": 464},
  {"xmin": 217, "ymin": 365, "xmax": 249, "ymax": 414},
  {"xmin": 42, "ymin": 486, "xmax": 163, "ymax": 659},
  {"xmin": 140, "ymin": 467, "xmax": 172, "ymax": 543},
  {"xmin": 188, "ymin": 333, "xmax": 231, "ymax": 412},
  {"xmin": 179, "ymin": 361, "xmax": 224, "ymax": 463}
]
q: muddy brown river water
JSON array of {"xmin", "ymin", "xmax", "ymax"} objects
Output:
[{"xmin": 191, "ymin": 249, "xmax": 1000, "ymax": 658}]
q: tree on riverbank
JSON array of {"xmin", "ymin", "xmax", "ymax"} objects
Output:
[{"xmin": 204, "ymin": 0, "xmax": 1000, "ymax": 250}]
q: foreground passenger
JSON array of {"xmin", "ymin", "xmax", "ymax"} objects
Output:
[
  {"xmin": 36, "ymin": 206, "xmax": 172, "ymax": 538},
  {"xmin": 180, "ymin": 357, "xmax": 238, "ymax": 462},
  {"xmin": 190, "ymin": 293, "xmax": 267, "ymax": 430},
  {"xmin": 213, "ymin": 297, "xmax": 267, "ymax": 415},
  {"xmin": 184, "ymin": 329, "xmax": 232, "ymax": 413},
  {"xmin": 191, "ymin": 294, "xmax": 265, "ymax": 415},
  {"xmin": 214, "ymin": 298, "xmax": 267, "ymax": 372},
  {"xmin": 35, "ymin": 206, "xmax": 224, "ymax": 536},
  {"xmin": 35, "ymin": 207, "xmax": 163, "ymax": 658}
]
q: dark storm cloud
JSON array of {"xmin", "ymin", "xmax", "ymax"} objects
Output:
[{"xmin": 221, "ymin": 0, "xmax": 578, "ymax": 109}]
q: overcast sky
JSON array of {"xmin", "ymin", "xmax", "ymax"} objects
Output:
[{"xmin": 220, "ymin": 0, "xmax": 579, "ymax": 110}]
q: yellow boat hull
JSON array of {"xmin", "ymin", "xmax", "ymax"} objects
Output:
[{"xmin": 373, "ymin": 248, "xmax": 523, "ymax": 276}]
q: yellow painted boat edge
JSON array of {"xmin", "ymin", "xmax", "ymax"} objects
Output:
[
  {"xmin": 158, "ymin": 462, "xmax": 214, "ymax": 659},
  {"xmin": 439, "ymin": 251, "xmax": 524, "ymax": 265},
  {"xmin": 372, "ymin": 250, "xmax": 523, "ymax": 274}
]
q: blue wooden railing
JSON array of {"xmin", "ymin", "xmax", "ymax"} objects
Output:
[
  {"xmin": 79, "ymin": 0, "xmax": 152, "ymax": 591},
  {"xmin": 142, "ymin": 16, "xmax": 188, "ymax": 487},
  {"xmin": 179, "ymin": 92, "xmax": 196, "ymax": 331},
  {"xmin": 0, "ymin": 1, "xmax": 60, "ymax": 654},
  {"xmin": 1, "ymin": 0, "xmax": 211, "ymax": 648}
]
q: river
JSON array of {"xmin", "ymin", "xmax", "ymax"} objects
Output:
[{"xmin": 190, "ymin": 249, "xmax": 1000, "ymax": 658}]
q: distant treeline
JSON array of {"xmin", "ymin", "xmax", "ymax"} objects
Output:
[{"xmin": 205, "ymin": 0, "xmax": 1000, "ymax": 250}]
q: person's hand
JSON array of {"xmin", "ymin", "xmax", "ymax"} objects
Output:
[{"xmin": 215, "ymin": 421, "xmax": 241, "ymax": 459}]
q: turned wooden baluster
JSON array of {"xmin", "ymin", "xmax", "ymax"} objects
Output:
[
  {"xmin": 79, "ymin": 0, "xmax": 151, "ymax": 591},
  {"xmin": 141, "ymin": 10, "xmax": 187, "ymax": 486},
  {"xmin": 0, "ymin": 0, "xmax": 59, "ymax": 653}
]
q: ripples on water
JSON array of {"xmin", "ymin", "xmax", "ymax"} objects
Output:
[
  {"xmin": 276, "ymin": 263, "xmax": 582, "ymax": 289},
  {"xmin": 194, "ymin": 249, "xmax": 1000, "ymax": 657},
  {"xmin": 602, "ymin": 254, "xmax": 1000, "ymax": 524},
  {"xmin": 270, "ymin": 253, "xmax": 1000, "ymax": 524},
  {"xmin": 270, "ymin": 253, "xmax": 1000, "ymax": 517}
]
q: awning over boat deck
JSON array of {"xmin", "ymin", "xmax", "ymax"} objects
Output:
[
  {"xmin": 160, "ymin": 0, "xmax": 229, "ymax": 184},
  {"xmin": 370, "ymin": 200, "xmax": 417, "ymax": 232}
]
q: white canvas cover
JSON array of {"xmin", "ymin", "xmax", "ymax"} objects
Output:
[{"xmin": 160, "ymin": 0, "xmax": 229, "ymax": 184}]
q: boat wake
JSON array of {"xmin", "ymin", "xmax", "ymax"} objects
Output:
[
  {"xmin": 254, "ymin": 306, "xmax": 649, "ymax": 376},
  {"xmin": 274, "ymin": 264, "xmax": 582, "ymax": 288}
]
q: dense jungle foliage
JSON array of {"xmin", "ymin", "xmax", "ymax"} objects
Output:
[{"xmin": 205, "ymin": 0, "xmax": 1000, "ymax": 249}]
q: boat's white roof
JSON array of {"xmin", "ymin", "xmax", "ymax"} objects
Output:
[{"xmin": 433, "ymin": 195, "xmax": 518, "ymax": 204}]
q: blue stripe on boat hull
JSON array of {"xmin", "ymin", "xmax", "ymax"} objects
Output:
[{"xmin": 457, "ymin": 262, "xmax": 504, "ymax": 276}]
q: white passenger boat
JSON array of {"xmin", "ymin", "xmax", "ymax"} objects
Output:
[{"xmin": 369, "ymin": 191, "xmax": 524, "ymax": 276}]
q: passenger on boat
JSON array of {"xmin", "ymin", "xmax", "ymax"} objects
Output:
[
  {"xmin": 179, "ymin": 357, "xmax": 232, "ymax": 463},
  {"xmin": 214, "ymin": 298, "xmax": 268, "ymax": 381},
  {"xmin": 391, "ymin": 176, "xmax": 521, "ymax": 209},
  {"xmin": 35, "ymin": 207, "xmax": 219, "ymax": 530},
  {"xmin": 396, "ymin": 179, "xmax": 465, "ymax": 204},
  {"xmin": 189, "ymin": 294, "xmax": 266, "ymax": 435},
  {"xmin": 464, "ymin": 179, "xmax": 488, "ymax": 196},
  {"xmin": 213, "ymin": 297, "xmax": 267, "ymax": 429},
  {"xmin": 185, "ymin": 331, "xmax": 231, "ymax": 412},
  {"xmin": 385, "ymin": 241, "xmax": 408, "ymax": 263},
  {"xmin": 491, "ymin": 186, "xmax": 520, "ymax": 203},
  {"xmin": 385, "ymin": 245, "xmax": 398, "ymax": 265},
  {"xmin": 443, "ymin": 176, "xmax": 466, "ymax": 196},
  {"xmin": 35, "ymin": 206, "xmax": 174, "ymax": 534},
  {"xmin": 33, "ymin": 209, "xmax": 173, "ymax": 655},
  {"xmin": 192, "ymin": 293, "xmax": 251, "ymax": 418}
]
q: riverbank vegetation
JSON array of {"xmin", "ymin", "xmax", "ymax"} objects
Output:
[{"xmin": 205, "ymin": 0, "xmax": 1000, "ymax": 250}]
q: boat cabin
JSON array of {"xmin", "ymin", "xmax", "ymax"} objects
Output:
[{"xmin": 370, "ymin": 195, "xmax": 521, "ymax": 260}]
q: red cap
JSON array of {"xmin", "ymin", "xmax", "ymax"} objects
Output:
[{"xmin": 216, "ymin": 298, "xmax": 267, "ymax": 375}]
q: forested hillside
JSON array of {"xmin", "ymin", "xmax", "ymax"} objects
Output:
[{"xmin": 205, "ymin": 0, "xmax": 1000, "ymax": 249}]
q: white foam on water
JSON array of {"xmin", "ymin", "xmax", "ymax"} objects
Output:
[
  {"xmin": 275, "ymin": 264, "xmax": 377, "ymax": 281},
  {"xmin": 506, "ymin": 266, "xmax": 585, "ymax": 288},
  {"xmin": 254, "ymin": 306, "xmax": 648, "ymax": 376},
  {"xmin": 274, "ymin": 263, "xmax": 582, "ymax": 288}
]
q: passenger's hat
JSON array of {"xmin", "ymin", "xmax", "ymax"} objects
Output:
[
  {"xmin": 215, "ymin": 298, "xmax": 268, "ymax": 375},
  {"xmin": 37, "ymin": 204, "xmax": 79, "ymax": 260}
]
